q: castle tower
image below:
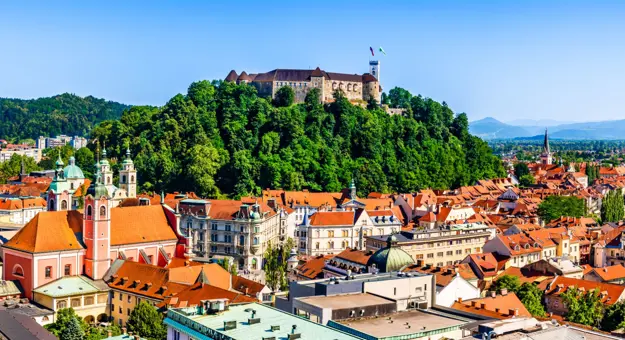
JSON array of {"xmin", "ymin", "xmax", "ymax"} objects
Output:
[
  {"xmin": 119, "ymin": 148, "xmax": 137, "ymax": 198},
  {"xmin": 83, "ymin": 169, "xmax": 112, "ymax": 280},
  {"xmin": 369, "ymin": 60, "xmax": 380, "ymax": 81},
  {"xmin": 540, "ymin": 129, "xmax": 552, "ymax": 165}
]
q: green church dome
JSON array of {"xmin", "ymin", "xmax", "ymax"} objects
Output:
[
  {"xmin": 63, "ymin": 157, "xmax": 85, "ymax": 179},
  {"xmin": 367, "ymin": 235, "xmax": 414, "ymax": 273}
]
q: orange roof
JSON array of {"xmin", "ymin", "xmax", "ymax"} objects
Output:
[
  {"xmin": 403, "ymin": 263, "xmax": 477, "ymax": 287},
  {"xmin": 72, "ymin": 179, "xmax": 91, "ymax": 197},
  {"xmin": 231, "ymin": 275, "xmax": 266, "ymax": 297},
  {"xmin": 497, "ymin": 234, "xmax": 542, "ymax": 255},
  {"xmin": 357, "ymin": 198, "xmax": 393, "ymax": 210},
  {"xmin": 110, "ymin": 205, "xmax": 177, "ymax": 246},
  {"xmin": 451, "ymin": 293, "xmax": 531, "ymax": 319},
  {"xmin": 589, "ymin": 264, "xmax": 625, "ymax": 282},
  {"xmin": 0, "ymin": 198, "xmax": 22, "ymax": 210},
  {"xmin": 106, "ymin": 260, "xmax": 189, "ymax": 300},
  {"xmin": 3, "ymin": 210, "xmax": 83, "ymax": 253},
  {"xmin": 296, "ymin": 255, "xmax": 333, "ymax": 279},
  {"xmin": 168, "ymin": 263, "xmax": 231, "ymax": 290},
  {"xmin": 334, "ymin": 248, "xmax": 373, "ymax": 265},
  {"xmin": 309, "ymin": 211, "xmax": 354, "ymax": 226},
  {"xmin": 419, "ymin": 212, "xmax": 436, "ymax": 223},
  {"xmin": 158, "ymin": 282, "xmax": 256, "ymax": 309},
  {"xmin": 539, "ymin": 276, "xmax": 625, "ymax": 305}
]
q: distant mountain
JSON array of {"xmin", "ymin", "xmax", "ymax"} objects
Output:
[
  {"xmin": 506, "ymin": 118, "xmax": 576, "ymax": 127},
  {"xmin": 469, "ymin": 117, "xmax": 531, "ymax": 139},
  {"xmin": 0, "ymin": 93, "xmax": 131, "ymax": 141},
  {"xmin": 471, "ymin": 117, "xmax": 625, "ymax": 140}
]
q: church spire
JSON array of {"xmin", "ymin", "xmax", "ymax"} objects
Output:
[{"xmin": 543, "ymin": 128, "xmax": 550, "ymax": 154}]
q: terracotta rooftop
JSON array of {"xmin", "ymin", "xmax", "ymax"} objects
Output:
[
  {"xmin": 110, "ymin": 205, "xmax": 178, "ymax": 246},
  {"xmin": 157, "ymin": 282, "xmax": 256, "ymax": 309},
  {"xmin": 3, "ymin": 210, "xmax": 83, "ymax": 253},
  {"xmin": 296, "ymin": 255, "xmax": 334, "ymax": 279},
  {"xmin": 588, "ymin": 264, "xmax": 625, "ymax": 282},
  {"xmin": 105, "ymin": 260, "xmax": 189, "ymax": 301},
  {"xmin": 539, "ymin": 276, "xmax": 625, "ymax": 305},
  {"xmin": 333, "ymin": 248, "xmax": 374, "ymax": 266},
  {"xmin": 309, "ymin": 211, "xmax": 354, "ymax": 226},
  {"xmin": 450, "ymin": 292, "xmax": 531, "ymax": 319}
]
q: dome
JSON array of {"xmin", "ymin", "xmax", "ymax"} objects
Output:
[
  {"xmin": 366, "ymin": 235, "xmax": 414, "ymax": 273},
  {"xmin": 251, "ymin": 211, "xmax": 261, "ymax": 220},
  {"xmin": 63, "ymin": 157, "xmax": 85, "ymax": 179}
]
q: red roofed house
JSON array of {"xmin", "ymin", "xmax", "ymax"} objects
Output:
[
  {"xmin": 539, "ymin": 276, "xmax": 625, "ymax": 317},
  {"xmin": 584, "ymin": 264, "xmax": 625, "ymax": 284},
  {"xmin": 450, "ymin": 291, "xmax": 531, "ymax": 319},
  {"xmin": 483, "ymin": 234, "xmax": 542, "ymax": 268}
]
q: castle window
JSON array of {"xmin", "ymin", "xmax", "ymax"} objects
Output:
[
  {"xmin": 100, "ymin": 206, "xmax": 106, "ymax": 218},
  {"xmin": 347, "ymin": 84, "xmax": 352, "ymax": 92},
  {"xmin": 332, "ymin": 82, "xmax": 337, "ymax": 90},
  {"xmin": 353, "ymin": 84, "xmax": 358, "ymax": 91},
  {"xmin": 61, "ymin": 200, "xmax": 68, "ymax": 210},
  {"xmin": 45, "ymin": 266, "xmax": 52, "ymax": 278}
]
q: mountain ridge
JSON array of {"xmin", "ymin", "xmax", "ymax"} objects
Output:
[{"xmin": 470, "ymin": 117, "xmax": 625, "ymax": 140}]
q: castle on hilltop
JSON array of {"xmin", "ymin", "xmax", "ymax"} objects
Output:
[{"xmin": 225, "ymin": 61, "xmax": 382, "ymax": 104}]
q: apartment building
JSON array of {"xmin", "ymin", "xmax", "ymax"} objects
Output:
[
  {"xmin": 179, "ymin": 199, "xmax": 281, "ymax": 270},
  {"xmin": 365, "ymin": 222, "xmax": 496, "ymax": 267}
]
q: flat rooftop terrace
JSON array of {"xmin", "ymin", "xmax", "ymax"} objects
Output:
[
  {"xmin": 298, "ymin": 293, "xmax": 393, "ymax": 309},
  {"xmin": 332, "ymin": 309, "xmax": 466, "ymax": 339}
]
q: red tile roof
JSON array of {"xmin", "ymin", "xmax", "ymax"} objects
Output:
[
  {"xmin": 539, "ymin": 276, "xmax": 625, "ymax": 305},
  {"xmin": 309, "ymin": 211, "xmax": 354, "ymax": 226},
  {"xmin": 296, "ymin": 255, "xmax": 334, "ymax": 279},
  {"xmin": 451, "ymin": 293, "xmax": 531, "ymax": 319},
  {"xmin": 110, "ymin": 205, "xmax": 178, "ymax": 246},
  {"xmin": 3, "ymin": 210, "xmax": 83, "ymax": 253},
  {"xmin": 158, "ymin": 282, "xmax": 256, "ymax": 309}
]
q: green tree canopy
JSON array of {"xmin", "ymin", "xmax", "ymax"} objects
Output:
[
  {"xmin": 560, "ymin": 287, "xmax": 604, "ymax": 327},
  {"xmin": 491, "ymin": 275, "xmax": 521, "ymax": 294},
  {"xmin": 537, "ymin": 196, "xmax": 586, "ymax": 223},
  {"xmin": 44, "ymin": 308, "xmax": 88, "ymax": 338},
  {"xmin": 89, "ymin": 82, "xmax": 505, "ymax": 197},
  {"xmin": 516, "ymin": 283, "xmax": 546, "ymax": 317},
  {"xmin": 519, "ymin": 174, "xmax": 536, "ymax": 187},
  {"xmin": 514, "ymin": 162, "xmax": 530, "ymax": 178},
  {"xmin": 273, "ymin": 86, "xmax": 295, "ymax": 107},
  {"xmin": 0, "ymin": 153, "xmax": 41, "ymax": 183},
  {"xmin": 601, "ymin": 189, "xmax": 625, "ymax": 223},
  {"xmin": 127, "ymin": 301, "xmax": 167, "ymax": 340},
  {"xmin": 601, "ymin": 301, "xmax": 625, "ymax": 331}
]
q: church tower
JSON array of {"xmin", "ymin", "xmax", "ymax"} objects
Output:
[
  {"xmin": 47, "ymin": 155, "xmax": 71, "ymax": 211},
  {"xmin": 99, "ymin": 147, "xmax": 113, "ymax": 187},
  {"xmin": 540, "ymin": 129, "xmax": 552, "ymax": 165},
  {"xmin": 118, "ymin": 148, "xmax": 137, "ymax": 198},
  {"xmin": 83, "ymin": 168, "xmax": 112, "ymax": 280}
]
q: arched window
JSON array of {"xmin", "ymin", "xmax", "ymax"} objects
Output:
[
  {"xmin": 12, "ymin": 265, "xmax": 24, "ymax": 277},
  {"xmin": 87, "ymin": 205, "xmax": 92, "ymax": 217},
  {"xmin": 131, "ymin": 175, "xmax": 135, "ymax": 183},
  {"xmin": 353, "ymin": 84, "xmax": 358, "ymax": 92},
  {"xmin": 61, "ymin": 200, "xmax": 68, "ymax": 210},
  {"xmin": 100, "ymin": 206, "xmax": 106, "ymax": 218},
  {"xmin": 347, "ymin": 84, "xmax": 352, "ymax": 92},
  {"xmin": 251, "ymin": 258, "xmax": 258, "ymax": 270},
  {"xmin": 342, "ymin": 240, "xmax": 348, "ymax": 248},
  {"xmin": 332, "ymin": 82, "xmax": 337, "ymax": 90},
  {"xmin": 327, "ymin": 242, "xmax": 332, "ymax": 249},
  {"xmin": 57, "ymin": 301, "xmax": 67, "ymax": 309},
  {"xmin": 253, "ymin": 237, "xmax": 259, "ymax": 245},
  {"xmin": 107, "ymin": 177, "xmax": 111, "ymax": 184},
  {"xmin": 122, "ymin": 175, "xmax": 126, "ymax": 184},
  {"xmin": 49, "ymin": 199, "xmax": 55, "ymax": 211},
  {"xmin": 315, "ymin": 242, "xmax": 320, "ymax": 249},
  {"xmin": 239, "ymin": 235, "xmax": 245, "ymax": 245},
  {"xmin": 70, "ymin": 183, "xmax": 74, "ymax": 190}
]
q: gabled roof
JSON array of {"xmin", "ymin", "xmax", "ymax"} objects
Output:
[
  {"xmin": 309, "ymin": 211, "xmax": 354, "ymax": 226},
  {"xmin": 3, "ymin": 210, "xmax": 83, "ymax": 253},
  {"xmin": 231, "ymin": 275, "xmax": 266, "ymax": 297},
  {"xmin": 105, "ymin": 260, "xmax": 189, "ymax": 301},
  {"xmin": 450, "ymin": 292, "xmax": 531, "ymax": 319},
  {"xmin": 110, "ymin": 205, "xmax": 178, "ymax": 246},
  {"xmin": 539, "ymin": 276, "xmax": 625, "ymax": 305},
  {"xmin": 168, "ymin": 263, "xmax": 231, "ymax": 290},
  {"xmin": 296, "ymin": 255, "xmax": 334, "ymax": 279},
  {"xmin": 588, "ymin": 264, "xmax": 625, "ymax": 282},
  {"xmin": 333, "ymin": 248, "xmax": 373, "ymax": 266},
  {"xmin": 157, "ymin": 282, "xmax": 256, "ymax": 309}
]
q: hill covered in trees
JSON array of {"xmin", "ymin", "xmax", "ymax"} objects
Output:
[
  {"xmin": 0, "ymin": 93, "xmax": 130, "ymax": 141},
  {"xmin": 90, "ymin": 81, "xmax": 505, "ymax": 197}
]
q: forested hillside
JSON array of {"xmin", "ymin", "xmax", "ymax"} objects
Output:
[
  {"xmin": 90, "ymin": 81, "xmax": 505, "ymax": 197},
  {"xmin": 0, "ymin": 93, "xmax": 130, "ymax": 140}
]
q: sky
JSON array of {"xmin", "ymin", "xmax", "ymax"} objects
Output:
[{"xmin": 2, "ymin": 1, "xmax": 625, "ymax": 123}]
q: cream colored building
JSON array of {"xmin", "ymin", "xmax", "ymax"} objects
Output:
[
  {"xmin": 366, "ymin": 222, "xmax": 496, "ymax": 267},
  {"xmin": 32, "ymin": 276, "xmax": 110, "ymax": 325}
]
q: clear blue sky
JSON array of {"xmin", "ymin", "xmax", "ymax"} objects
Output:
[{"xmin": 2, "ymin": 1, "xmax": 625, "ymax": 122}]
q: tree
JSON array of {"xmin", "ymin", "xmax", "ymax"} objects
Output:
[
  {"xmin": 217, "ymin": 258, "xmax": 238, "ymax": 276},
  {"xmin": 59, "ymin": 317, "xmax": 84, "ymax": 340},
  {"xmin": 491, "ymin": 275, "xmax": 520, "ymax": 294},
  {"xmin": 44, "ymin": 308, "xmax": 88, "ymax": 338},
  {"xmin": 560, "ymin": 287, "xmax": 604, "ymax": 327},
  {"xmin": 516, "ymin": 283, "xmax": 546, "ymax": 317},
  {"xmin": 0, "ymin": 153, "xmax": 41, "ymax": 183},
  {"xmin": 126, "ymin": 301, "xmax": 167, "ymax": 340},
  {"xmin": 185, "ymin": 144, "xmax": 222, "ymax": 197},
  {"xmin": 519, "ymin": 174, "xmax": 536, "ymax": 187},
  {"xmin": 263, "ymin": 238, "xmax": 295, "ymax": 292},
  {"xmin": 601, "ymin": 189, "xmax": 625, "ymax": 223},
  {"xmin": 273, "ymin": 86, "xmax": 295, "ymax": 107},
  {"xmin": 601, "ymin": 301, "xmax": 625, "ymax": 331},
  {"xmin": 514, "ymin": 162, "xmax": 530, "ymax": 178},
  {"xmin": 537, "ymin": 196, "xmax": 586, "ymax": 223}
]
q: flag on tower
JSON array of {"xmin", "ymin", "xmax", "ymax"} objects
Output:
[
  {"xmin": 369, "ymin": 46, "xmax": 375, "ymax": 56},
  {"xmin": 379, "ymin": 47, "xmax": 387, "ymax": 55}
]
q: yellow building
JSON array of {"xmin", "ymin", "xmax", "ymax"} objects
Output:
[{"xmin": 32, "ymin": 275, "xmax": 110, "ymax": 325}]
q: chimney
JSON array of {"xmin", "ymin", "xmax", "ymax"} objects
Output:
[
  {"xmin": 122, "ymin": 327, "xmax": 127, "ymax": 335},
  {"xmin": 490, "ymin": 291, "xmax": 496, "ymax": 298},
  {"xmin": 514, "ymin": 308, "xmax": 519, "ymax": 316},
  {"xmin": 457, "ymin": 297, "xmax": 462, "ymax": 303},
  {"xmin": 500, "ymin": 288, "xmax": 508, "ymax": 296}
]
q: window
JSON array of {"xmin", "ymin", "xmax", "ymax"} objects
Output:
[
  {"xmin": 239, "ymin": 235, "xmax": 245, "ymax": 245},
  {"xmin": 61, "ymin": 200, "xmax": 68, "ymax": 210},
  {"xmin": 57, "ymin": 301, "xmax": 67, "ymax": 309},
  {"xmin": 342, "ymin": 230, "xmax": 349, "ymax": 237},
  {"xmin": 119, "ymin": 307, "xmax": 122, "ymax": 314},
  {"xmin": 394, "ymin": 287, "xmax": 397, "ymax": 295},
  {"xmin": 127, "ymin": 295, "xmax": 131, "ymax": 303},
  {"xmin": 127, "ymin": 308, "xmax": 131, "ymax": 315},
  {"xmin": 211, "ymin": 234, "xmax": 218, "ymax": 242},
  {"xmin": 427, "ymin": 253, "xmax": 434, "ymax": 259},
  {"xmin": 100, "ymin": 206, "xmax": 106, "ymax": 218},
  {"xmin": 315, "ymin": 242, "xmax": 320, "ymax": 249},
  {"xmin": 225, "ymin": 225, "xmax": 232, "ymax": 231},
  {"xmin": 225, "ymin": 235, "xmax": 232, "ymax": 243},
  {"xmin": 456, "ymin": 250, "xmax": 462, "ymax": 255},
  {"xmin": 240, "ymin": 226, "xmax": 245, "ymax": 232},
  {"xmin": 225, "ymin": 247, "xmax": 231, "ymax": 254},
  {"xmin": 71, "ymin": 298, "xmax": 81, "ymax": 307},
  {"xmin": 45, "ymin": 266, "xmax": 52, "ymax": 279},
  {"xmin": 437, "ymin": 252, "xmax": 444, "ymax": 257},
  {"xmin": 212, "ymin": 223, "xmax": 218, "ymax": 230},
  {"xmin": 253, "ymin": 237, "xmax": 259, "ymax": 245},
  {"xmin": 12, "ymin": 265, "xmax": 24, "ymax": 277},
  {"xmin": 446, "ymin": 251, "xmax": 453, "ymax": 256},
  {"xmin": 64, "ymin": 264, "xmax": 71, "ymax": 276},
  {"xmin": 119, "ymin": 293, "xmax": 122, "ymax": 301},
  {"xmin": 71, "ymin": 183, "xmax": 75, "ymax": 190},
  {"xmin": 328, "ymin": 231, "xmax": 334, "ymax": 237}
]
